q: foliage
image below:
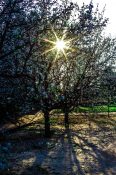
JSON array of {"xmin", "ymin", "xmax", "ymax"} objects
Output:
[{"xmin": 0, "ymin": 0, "xmax": 116, "ymax": 136}]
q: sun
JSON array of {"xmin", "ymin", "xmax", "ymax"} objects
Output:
[
  {"xmin": 42, "ymin": 37, "xmax": 69, "ymax": 60},
  {"xmin": 55, "ymin": 40, "xmax": 66, "ymax": 51},
  {"xmin": 42, "ymin": 26, "xmax": 75, "ymax": 60}
]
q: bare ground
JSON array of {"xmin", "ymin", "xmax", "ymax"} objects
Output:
[{"xmin": 0, "ymin": 113, "xmax": 116, "ymax": 175}]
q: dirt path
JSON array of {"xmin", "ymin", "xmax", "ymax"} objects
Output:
[{"xmin": 0, "ymin": 114, "xmax": 116, "ymax": 175}]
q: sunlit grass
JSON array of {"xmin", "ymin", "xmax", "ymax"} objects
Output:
[{"xmin": 75, "ymin": 106, "xmax": 116, "ymax": 113}]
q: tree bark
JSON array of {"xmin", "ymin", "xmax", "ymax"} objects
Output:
[
  {"xmin": 64, "ymin": 108, "xmax": 69, "ymax": 128},
  {"xmin": 44, "ymin": 110, "xmax": 50, "ymax": 137}
]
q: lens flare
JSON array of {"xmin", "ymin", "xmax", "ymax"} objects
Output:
[
  {"xmin": 55, "ymin": 40, "xmax": 66, "ymax": 51},
  {"xmin": 42, "ymin": 26, "xmax": 75, "ymax": 60}
]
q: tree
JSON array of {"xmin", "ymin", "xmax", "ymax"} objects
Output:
[
  {"xmin": 100, "ymin": 65, "xmax": 116, "ymax": 104},
  {"xmin": 0, "ymin": 0, "xmax": 116, "ymax": 137},
  {"xmin": 0, "ymin": 0, "xmax": 44, "ymax": 121},
  {"xmin": 31, "ymin": 1, "xmax": 116, "ymax": 136}
]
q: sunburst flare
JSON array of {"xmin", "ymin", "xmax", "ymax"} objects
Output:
[
  {"xmin": 55, "ymin": 40, "xmax": 66, "ymax": 51},
  {"xmin": 42, "ymin": 27, "xmax": 74, "ymax": 60}
]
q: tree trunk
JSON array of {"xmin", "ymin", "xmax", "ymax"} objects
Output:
[
  {"xmin": 64, "ymin": 109, "xmax": 69, "ymax": 128},
  {"xmin": 44, "ymin": 110, "xmax": 50, "ymax": 137}
]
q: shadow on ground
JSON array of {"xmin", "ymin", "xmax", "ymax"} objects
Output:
[
  {"xmin": 0, "ymin": 114, "xmax": 116, "ymax": 175},
  {"xmin": 4, "ymin": 129, "xmax": 116, "ymax": 174}
]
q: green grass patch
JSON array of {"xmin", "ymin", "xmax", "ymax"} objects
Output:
[{"xmin": 75, "ymin": 105, "xmax": 116, "ymax": 113}]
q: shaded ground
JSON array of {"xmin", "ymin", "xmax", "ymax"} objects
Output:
[{"xmin": 0, "ymin": 113, "xmax": 116, "ymax": 175}]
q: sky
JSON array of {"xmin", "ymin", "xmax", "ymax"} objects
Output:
[{"xmin": 73, "ymin": 0, "xmax": 116, "ymax": 37}]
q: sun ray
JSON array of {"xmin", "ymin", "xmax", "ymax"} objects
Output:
[
  {"xmin": 61, "ymin": 29, "xmax": 67, "ymax": 40},
  {"xmin": 54, "ymin": 51, "xmax": 59, "ymax": 62},
  {"xmin": 65, "ymin": 36, "xmax": 78, "ymax": 44},
  {"xmin": 62, "ymin": 49, "xmax": 67, "ymax": 60},
  {"xmin": 51, "ymin": 25, "xmax": 59, "ymax": 41},
  {"xmin": 41, "ymin": 46, "xmax": 56, "ymax": 55},
  {"xmin": 43, "ymin": 38, "xmax": 55, "ymax": 44},
  {"xmin": 68, "ymin": 47, "xmax": 76, "ymax": 52}
]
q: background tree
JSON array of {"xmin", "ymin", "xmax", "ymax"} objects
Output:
[{"xmin": 0, "ymin": 0, "xmax": 43, "ymax": 121}]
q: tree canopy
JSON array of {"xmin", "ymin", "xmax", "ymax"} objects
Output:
[{"xmin": 0, "ymin": 0, "xmax": 116, "ymax": 136}]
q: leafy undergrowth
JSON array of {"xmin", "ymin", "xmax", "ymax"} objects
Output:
[{"xmin": 0, "ymin": 113, "xmax": 116, "ymax": 175}]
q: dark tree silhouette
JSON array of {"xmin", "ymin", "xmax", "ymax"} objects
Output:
[{"xmin": 0, "ymin": 0, "xmax": 116, "ymax": 137}]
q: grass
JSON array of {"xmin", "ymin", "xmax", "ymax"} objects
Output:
[
  {"xmin": 52, "ymin": 105, "xmax": 116, "ymax": 114},
  {"xmin": 75, "ymin": 105, "xmax": 116, "ymax": 113}
]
